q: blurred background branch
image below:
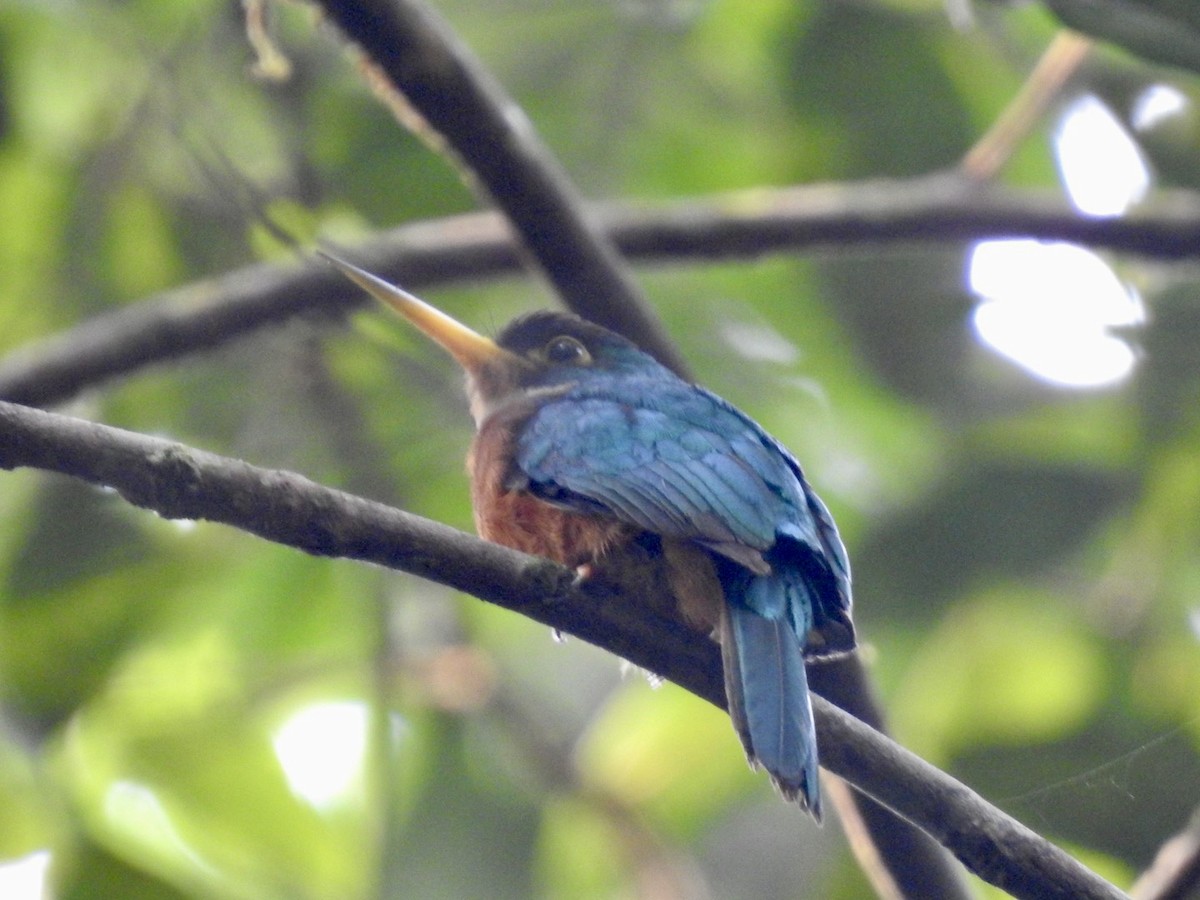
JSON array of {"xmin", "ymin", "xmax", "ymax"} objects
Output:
[{"xmin": 5, "ymin": 179, "xmax": 1200, "ymax": 409}]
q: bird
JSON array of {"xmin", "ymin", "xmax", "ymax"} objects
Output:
[{"xmin": 321, "ymin": 252, "xmax": 854, "ymax": 819}]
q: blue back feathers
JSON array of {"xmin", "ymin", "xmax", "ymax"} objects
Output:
[{"xmin": 497, "ymin": 311, "xmax": 854, "ymax": 815}]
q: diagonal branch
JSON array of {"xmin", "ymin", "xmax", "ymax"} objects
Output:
[
  {"xmin": 314, "ymin": 0, "xmax": 689, "ymax": 377},
  {"xmin": 960, "ymin": 32, "xmax": 1094, "ymax": 181},
  {"xmin": 5, "ymin": 179, "xmax": 1200, "ymax": 408},
  {"xmin": 0, "ymin": 398, "xmax": 1127, "ymax": 900}
]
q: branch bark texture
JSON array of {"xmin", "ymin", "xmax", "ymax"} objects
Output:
[{"xmin": 0, "ymin": 398, "xmax": 1128, "ymax": 900}]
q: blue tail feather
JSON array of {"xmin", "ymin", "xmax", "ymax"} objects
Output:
[{"xmin": 721, "ymin": 599, "xmax": 822, "ymax": 819}]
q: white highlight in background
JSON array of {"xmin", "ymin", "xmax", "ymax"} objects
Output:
[
  {"xmin": 0, "ymin": 851, "xmax": 51, "ymax": 900},
  {"xmin": 969, "ymin": 241, "xmax": 1144, "ymax": 388},
  {"xmin": 968, "ymin": 94, "xmax": 1152, "ymax": 387},
  {"xmin": 1131, "ymin": 84, "xmax": 1188, "ymax": 132},
  {"xmin": 273, "ymin": 701, "xmax": 368, "ymax": 811},
  {"xmin": 1055, "ymin": 95, "xmax": 1149, "ymax": 217}
]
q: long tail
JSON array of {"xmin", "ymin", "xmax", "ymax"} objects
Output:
[{"xmin": 720, "ymin": 600, "xmax": 821, "ymax": 819}]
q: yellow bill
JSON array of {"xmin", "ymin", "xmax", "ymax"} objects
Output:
[{"xmin": 319, "ymin": 250, "xmax": 518, "ymax": 375}]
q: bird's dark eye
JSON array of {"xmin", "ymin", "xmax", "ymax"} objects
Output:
[{"xmin": 544, "ymin": 335, "xmax": 591, "ymax": 365}]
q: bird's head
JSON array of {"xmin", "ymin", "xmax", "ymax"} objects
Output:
[{"xmin": 321, "ymin": 253, "xmax": 667, "ymax": 424}]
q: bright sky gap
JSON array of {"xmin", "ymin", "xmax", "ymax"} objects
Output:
[{"xmin": 966, "ymin": 91, "xmax": 1179, "ymax": 388}]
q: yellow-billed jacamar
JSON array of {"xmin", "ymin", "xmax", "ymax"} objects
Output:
[{"xmin": 324, "ymin": 253, "xmax": 855, "ymax": 819}]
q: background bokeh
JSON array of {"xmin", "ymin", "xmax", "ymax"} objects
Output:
[{"xmin": 1, "ymin": 1, "xmax": 1199, "ymax": 897}]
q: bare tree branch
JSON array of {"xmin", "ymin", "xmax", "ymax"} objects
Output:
[
  {"xmin": 5, "ymin": 179, "xmax": 1200, "ymax": 409},
  {"xmin": 0, "ymin": 398, "xmax": 1129, "ymax": 900},
  {"xmin": 808, "ymin": 655, "xmax": 970, "ymax": 900}
]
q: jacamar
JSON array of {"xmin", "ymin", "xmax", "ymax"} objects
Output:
[{"xmin": 323, "ymin": 253, "xmax": 854, "ymax": 819}]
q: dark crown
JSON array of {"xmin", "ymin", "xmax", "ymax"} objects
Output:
[{"xmin": 496, "ymin": 310, "xmax": 640, "ymax": 358}]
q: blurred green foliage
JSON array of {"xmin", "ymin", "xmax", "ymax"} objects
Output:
[
  {"xmin": 1, "ymin": 0, "xmax": 1198, "ymax": 897},
  {"xmin": 1045, "ymin": 0, "xmax": 1200, "ymax": 74}
]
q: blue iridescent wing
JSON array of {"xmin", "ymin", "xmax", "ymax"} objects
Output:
[{"xmin": 514, "ymin": 378, "xmax": 845, "ymax": 586}]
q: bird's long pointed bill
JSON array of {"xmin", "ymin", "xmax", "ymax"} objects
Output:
[{"xmin": 319, "ymin": 251, "xmax": 515, "ymax": 374}]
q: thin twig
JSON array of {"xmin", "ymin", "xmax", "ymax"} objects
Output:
[
  {"xmin": 961, "ymin": 31, "xmax": 1094, "ymax": 181},
  {"xmin": 5, "ymin": 178, "xmax": 1200, "ymax": 408},
  {"xmin": 0, "ymin": 399, "xmax": 1129, "ymax": 900}
]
